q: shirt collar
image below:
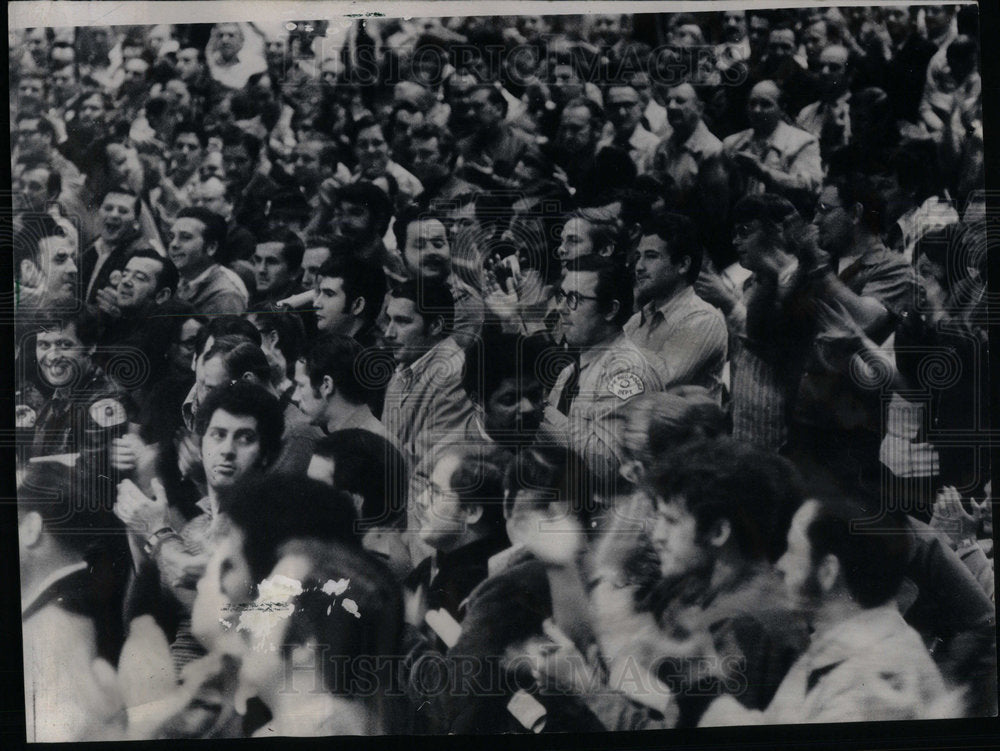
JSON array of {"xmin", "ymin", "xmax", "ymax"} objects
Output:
[
  {"xmin": 580, "ymin": 330, "xmax": 627, "ymax": 369},
  {"xmin": 180, "ymin": 263, "xmax": 217, "ymax": 293},
  {"xmin": 640, "ymin": 285, "xmax": 695, "ymax": 324},
  {"xmin": 396, "ymin": 337, "xmax": 458, "ymax": 380},
  {"xmin": 22, "ymin": 561, "xmax": 88, "ymax": 615},
  {"xmin": 672, "ymin": 120, "xmax": 712, "ymax": 155},
  {"xmin": 806, "ymin": 604, "xmax": 908, "ymax": 670}
]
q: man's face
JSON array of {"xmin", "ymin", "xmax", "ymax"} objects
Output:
[
  {"xmin": 15, "ymin": 119, "xmax": 48, "ymax": 159},
  {"xmin": 924, "ymin": 6, "xmax": 951, "ymax": 37},
  {"xmin": 177, "ymin": 48, "xmax": 201, "ymax": 80},
  {"xmin": 447, "ymin": 74, "xmax": 477, "ymax": 125},
  {"xmin": 52, "ymin": 67, "xmax": 77, "ymax": 100},
  {"xmin": 355, "ymin": 124, "xmax": 389, "ymax": 178},
  {"xmin": 191, "ymin": 177, "xmax": 231, "ymax": 218},
  {"xmin": 606, "ymin": 86, "xmax": 642, "ymax": 137},
  {"xmin": 199, "ymin": 151, "xmax": 225, "ymax": 182},
  {"xmin": 123, "ymin": 59, "xmax": 149, "ymax": 92},
  {"xmin": 813, "ymin": 185, "xmax": 855, "ymax": 252},
  {"xmin": 292, "ymin": 141, "xmax": 325, "ymax": 188},
  {"xmin": 664, "ymin": 84, "xmax": 701, "ymax": 133},
  {"xmin": 35, "ymin": 235, "xmax": 78, "ymax": 301},
  {"xmin": 223, "ymin": 144, "xmax": 254, "ymax": 187},
  {"xmin": 484, "ymin": 376, "xmax": 544, "ymax": 442},
  {"xmin": 333, "ymin": 200, "xmax": 374, "ymax": 242},
  {"xmin": 722, "ymin": 11, "xmax": 747, "ymax": 42},
  {"xmin": 191, "ymin": 525, "xmax": 253, "ymax": 654},
  {"xmin": 403, "ymin": 218, "xmax": 451, "ymax": 283},
  {"xmin": 884, "ymin": 9, "xmax": 912, "ymax": 42},
  {"xmin": 301, "ymin": 246, "xmax": 331, "ymax": 291},
  {"xmin": 36, "ymin": 323, "xmax": 92, "ymax": 388},
  {"xmin": 253, "ymin": 242, "xmax": 294, "ymax": 296},
  {"xmin": 216, "ymin": 24, "xmax": 241, "ymax": 60},
  {"xmin": 116, "ymin": 256, "xmax": 164, "ymax": 310},
  {"xmin": 557, "ymin": 218, "xmax": 597, "ymax": 266},
  {"xmin": 291, "ymin": 359, "xmax": 328, "ymax": 426},
  {"xmin": 747, "ymin": 82, "xmax": 781, "ymax": 133},
  {"xmin": 17, "ymin": 167, "xmax": 52, "ymax": 212},
  {"xmin": 168, "ymin": 217, "xmax": 212, "ymax": 273},
  {"xmin": 634, "ymin": 234, "xmax": 686, "ymax": 306},
  {"xmin": 313, "ymin": 275, "xmax": 353, "ymax": 334},
  {"xmin": 77, "ymin": 94, "xmax": 105, "ymax": 127},
  {"xmin": 384, "ymin": 296, "xmax": 433, "ymax": 366},
  {"xmin": 99, "ymin": 192, "xmax": 138, "ymax": 243},
  {"xmin": 732, "ymin": 219, "xmax": 771, "ymax": 272},
  {"xmin": 196, "ymin": 355, "xmax": 232, "ymax": 409},
  {"xmin": 748, "ymin": 17, "xmax": 771, "ymax": 54},
  {"xmin": 650, "ymin": 495, "xmax": 712, "ymax": 579},
  {"xmin": 767, "ymin": 30, "xmax": 796, "ymax": 63},
  {"xmin": 671, "ymin": 24, "xmax": 703, "ymax": 49},
  {"xmin": 417, "ymin": 452, "xmax": 469, "ymax": 551},
  {"xmin": 776, "ymin": 500, "xmax": 823, "ymax": 610},
  {"xmin": 469, "ymin": 88, "xmax": 501, "ymax": 130},
  {"xmin": 26, "ymin": 29, "xmax": 49, "ymax": 63},
  {"xmin": 410, "ymin": 136, "xmax": 447, "ymax": 185},
  {"xmin": 557, "ymin": 106, "xmax": 595, "ymax": 154},
  {"xmin": 173, "ymin": 132, "xmax": 203, "ymax": 172},
  {"xmin": 201, "ymin": 408, "xmax": 263, "ymax": 491},
  {"xmin": 18, "ymin": 77, "xmax": 44, "ymax": 106},
  {"xmin": 558, "ymin": 270, "xmax": 608, "ymax": 348},
  {"xmin": 171, "ymin": 318, "xmax": 202, "ymax": 373},
  {"xmin": 803, "ymin": 23, "xmax": 829, "ymax": 64},
  {"xmin": 815, "ymin": 46, "xmax": 850, "ymax": 98},
  {"xmin": 591, "ymin": 14, "xmax": 622, "ymax": 45}
]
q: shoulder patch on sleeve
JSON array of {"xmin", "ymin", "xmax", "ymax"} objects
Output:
[
  {"xmin": 15, "ymin": 405, "xmax": 37, "ymax": 429},
  {"xmin": 89, "ymin": 398, "xmax": 127, "ymax": 428},
  {"xmin": 608, "ymin": 372, "xmax": 644, "ymax": 401}
]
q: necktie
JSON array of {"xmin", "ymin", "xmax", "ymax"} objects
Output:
[{"xmin": 556, "ymin": 353, "xmax": 582, "ymax": 416}]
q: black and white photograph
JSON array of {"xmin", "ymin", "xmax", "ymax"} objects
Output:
[{"xmin": 6, "ymin": 1, "xmax": 996, "ymax": 744}]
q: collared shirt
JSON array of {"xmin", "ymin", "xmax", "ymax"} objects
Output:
[
  {"xmin": 652, "ymin": 120, "xmax": 724, "ymax": 202},
  {"xmin": 30, "ymin": 367, "xmax": 128, "ymax": 460},
  {"xmin": 795, "ymin": 91, "xmax": 852, "ymax": 155},
  {"xmin": 758, "ymin": 605, "xmax": 949, "ymax": 724},
  {"xmin": 624, "ymin": 286, "xmax": 728, "ymax": 401},
  {"xmin": 722, "ymin": 121, "xmax": 822, "ymax": 197},
  {"xmin": 382, "ymin": 336, "xmax": 477, "ymax": 467},
  {"xmin": 598, "ymin": 123, "xmax": 660, "ymax": 175},
  {"xmin": 176, "ymin": 263, "xmax": 249, "ymax": 316},
  {"xmin": 540, "ymin": 332, "xmax": 664, "ymax": 479}
]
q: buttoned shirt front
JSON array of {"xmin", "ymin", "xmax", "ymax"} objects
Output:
[
  {"xmin": 652, "ymin": 120, "xmax": 725, "ymax": 200},
  {"xmin": 722, "ymin": 121, "xmax": 822, "ymax": 197},
  {"xmin": 624, "ymin": 285, "xmax": 728, "ymax": 401},
  {"xmin": 176, "ymin": 263, "xmax": 249, "ymax": 316},
  {"xmin": 382, "ymin": 336, "xmax": 477, "ymax": 467},
  {"xmin": 598, "ymin": 123, "xmax": 660, "ymax": 175}
]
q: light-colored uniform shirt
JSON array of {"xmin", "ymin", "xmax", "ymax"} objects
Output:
[
  {"xmin": 722, "ymin": 121, "xmax": 823, "ymax": 198},
  {"xmin": 539, "ymin": 332, "xmax": 664, "ymax": 482}
]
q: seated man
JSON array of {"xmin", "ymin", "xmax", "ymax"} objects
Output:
[
  {"xmin": 292, "ymin": 334, "xmax": 387, "ymax": 438},
  {"xmin": 21, "ymin": 309, "xmax": 132, "ymax": 464},
  {"xmin": 382, "ymin": 279, "xmax": 477, "ymax": 467},
  {"xmin": 539, "ymin": 256, "xmax": 664, "ymax": 483},
  {"xmin": 168, "ymin": 207, "xmax": 249, "ymax": 316},
  {"xmin": 250, "ymin": 228, "xmax": 304, "ymax": 307},
  {"xmin": 114, "ymin": 381, "xmax": 284, "ymax": 672},
  {"xmin": 20, "ymin": 462, "xmax": 127, "ymax": 742},
  {"xmin": 701, "ymin": 498, "xmax": 962, "ymax": 724}
]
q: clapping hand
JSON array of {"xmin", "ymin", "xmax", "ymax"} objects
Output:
[
  {"xmin": 930, "ymin": 485, "xmax": 983, "ymax": 547},
  {"xmin": 114, "ymin": 478, "xmax": 169, "ymax": 536}
]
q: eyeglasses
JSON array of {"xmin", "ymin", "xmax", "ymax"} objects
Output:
[{"xmin": 555, "ymin": 288, "xmax": 599, "ymax": 310}]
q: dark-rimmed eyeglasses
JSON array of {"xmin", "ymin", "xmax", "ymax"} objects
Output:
[{"xmin": 555, "ymin": 288, "xmax": 599, "ymax": 310}]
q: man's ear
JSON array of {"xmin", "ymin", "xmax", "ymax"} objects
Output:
[
  {"xmin": 320, "ymin": 374, "xmax": 335, "ymax": 399},
  {"xmin": 20, "ymin": 258, "xmax": 41, "ymax": 282},
  {"xmin": 349, "ymin": 295, "xmax": 366, "ymax": 318},
  {"xmin": 428, "ymin": 314, "xmax": 445, "ymax": 338},
  {"xmin": 264, "ymin": 328, "xmax": 280, "ymax": 350},
  {"xmin": 677, "ymin": 255, "xmax": 692, "ymax": 277},
  {"xmin": 206, "ymin": 241, "xmax": 218, "ymax": 259},
  {"xmin": 154, "ymin": 287, "xmax": 173, "ymax": 305},
  {"xmin": 850, "ymin": 202, "xmax": 864, "ymax": 225},
  {"xmin": 602, "ymin": 299, "xmax": 621, "ymax": 323},
  {"xmin": 816, "ymin": 553, "xmax": 841, "ymax": 594},
  {"xmin": 463, "ymin": 503, "xmax": 484, "ymax": 527},
  {"xmin": 19, "ymin": 511, "xmax": 43, "ymax": 548},
  {"xmin": 707, "ymin": 517, "xmax": 732, "ymax": 549}
]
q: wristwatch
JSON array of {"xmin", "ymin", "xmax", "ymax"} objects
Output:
[{"xmin": 144, "ymin": 526, "xmax": 178, "ymax": 557}]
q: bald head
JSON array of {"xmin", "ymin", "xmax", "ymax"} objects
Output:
[
  {"xmin": 817, "ymin": 45, "xmax": 851, "ymax": 99},
  {"xmin": 748, "ymin": 80, "xmax": 782, "ymax": 133}
]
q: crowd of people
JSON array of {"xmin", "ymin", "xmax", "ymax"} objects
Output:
[{"xmin": 11, "ymin": 6, "xmax": 994, "ymax": 741}]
